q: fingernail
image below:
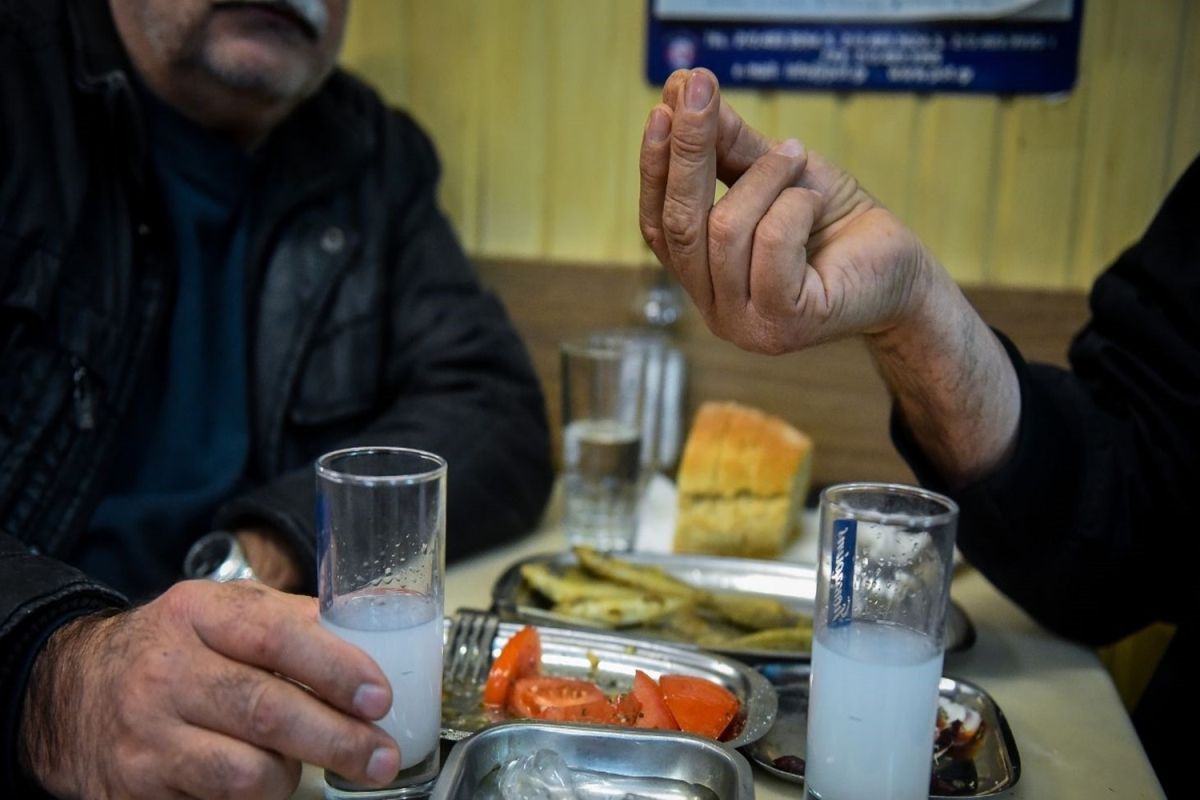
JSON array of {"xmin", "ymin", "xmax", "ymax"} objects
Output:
[
  {"xmin": 366, "ymin": 747, "xmax": 400, "ymax": 785},
  {"xmin": 777, "ymin": 138, "xmax": 805, "ymax": 158},
  {"xmin": 686, "ymin": 71, "xmax": 714, "ymax": 111},
  {"xmin": 646, "ymin": 109, "xmax": 670, "ymax": 143},
  {"xmin": 353, "ymin": 684, "xmax": 390, "ymax": 719}
]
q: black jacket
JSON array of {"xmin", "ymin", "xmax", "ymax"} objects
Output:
[
  {"xmin": 895, "ymin": 154, "xmax": 1200, "ymax": 799},
  {"xmin": 0, "ymin": 0, "xmax": 553, "ymax": 789}
]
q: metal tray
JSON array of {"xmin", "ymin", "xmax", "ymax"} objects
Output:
[
  {"xmin": 744, "ymin": 662, "xmax": 1021, "ymax": 797},
  {"xmin": 439, "ymin": 610, "xmax": 777, "ymax": 751},
  {"xmin": 430, "ymin": 720, "xmax": 756, "ymax": 800},
  {"xmin": 491, "ymin": 551, "xmax": 976, "ymax": 662}
]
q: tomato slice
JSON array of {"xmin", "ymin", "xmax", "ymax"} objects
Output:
[
  {"xmin": 540, "ymin": 698, "xmax": 620, "ymax": 725},
  {"xmin": 630, "ymin": 670, "xmax": 680, "ymax": 731},
  {"xmin": 508, "ymin": 676, "xmax": 609, "ymax": 720},
  {"xmin": 482, "ymin": 626, "xmax": 542, "ymax": 708},
  {"xmin": 612, "ymin": 691, "xmax": 643, "ymax": 726},
  {"xmin": 658, "ymin": 674, "xmax": 740, "ymax": 739}
]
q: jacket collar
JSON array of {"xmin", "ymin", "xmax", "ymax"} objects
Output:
[
  {"xmin": 67, "ymin": 0, "xmax": 136, "ymax": 92},
  {"xmin": 258, "ymin": 73, "xmax": 377, "ymax": 205}
]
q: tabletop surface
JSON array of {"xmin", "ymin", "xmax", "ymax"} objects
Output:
[{"xmin": 291, "ymin": 512, "xmax": 1167, "ymax": 800}]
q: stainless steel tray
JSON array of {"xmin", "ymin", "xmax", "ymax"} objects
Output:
[
  {"xmin": 491, "ymin": 551, "xmax": 976, "ymax": 662},
  {"xmin": 430, "ymin": 720, "xmax": 756, "ymax": 800},
  {"xmin": 439, "ymin": 610, "xmax": 777, "ymax": 751},
  {"xmin": 744, "ymin": 662, "xmax": 1021, "ymax": 797}
]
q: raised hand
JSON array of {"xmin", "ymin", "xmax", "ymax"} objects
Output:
[
  {"xmin": 20, "ymin": 580, "xmax": 401, "ymax": 799},
  {"xmin": 638, "ymin": 68, "xmax": 935, "ymax": 355},
  {"xmin": 638, "ymin": 68, "xmax": 1020, "ymax": 485}
]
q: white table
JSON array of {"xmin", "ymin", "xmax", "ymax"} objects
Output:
[{"xmin": 291, "ymin": 521, "xmax": 1166, "ymax": 799}]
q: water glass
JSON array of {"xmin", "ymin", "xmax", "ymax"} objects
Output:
[
  {"xmin": 583, "ymin": 328, "xmax": 686, "ymax": 476},
  {"xmin": 806, "ymin": 482, "xmax": 959, "ymax": 800},
  {"xmin": 559, "ymin": 334, "xmax": 649, "ymax": 551},
  {"xmin": 316, "ymin": 447, "xmax": 447, "ymax": 798}
]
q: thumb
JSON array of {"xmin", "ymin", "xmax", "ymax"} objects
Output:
[
  {"xmin": 712, "ymin": 96, "xmax": 857, "ymax": 202},
  {"xmin": 713, "ymin": 98, "xmax": 873, "ymax": 231},
  {"xmin": 713, "ymin": 96, "xmax": 776, "ymax": 186}
]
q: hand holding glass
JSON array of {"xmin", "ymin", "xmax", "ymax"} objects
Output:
[{"xmin": 317, "ymin": 447, "xmax": 447, "ymax": 798}]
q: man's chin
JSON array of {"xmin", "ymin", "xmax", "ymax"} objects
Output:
[{"xmin": 199, "ymin": 45, "xmax": 319, "ymax": 101}]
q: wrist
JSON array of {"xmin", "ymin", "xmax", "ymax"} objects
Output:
[
  {"xmin": 865, "ymin": 254, "xmax": 1021, "ymax": 485},
  {"xmin": 234, "ymin": 528, "xmax": 304, "ymax": 592},
  {"xmin": 19, "ymin": 611, "xmax": 117, "ymax": 793}
]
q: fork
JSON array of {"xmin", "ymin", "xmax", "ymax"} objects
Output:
[{"xmin": 444, "ymin": 609, "xmax": 500, "ymax": 687}]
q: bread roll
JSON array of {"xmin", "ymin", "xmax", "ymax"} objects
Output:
[{"xmin": 674, "ymin": 401, "xmax": 814, "ymax": 559}]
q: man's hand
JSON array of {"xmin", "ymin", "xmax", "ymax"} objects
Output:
[
  {"xmin": 20, "ymin": 581, "xmax": 401, "ymax": 799},
  {"xmin": 638, "ymin": 68, "xmax": 1021, "ymax": 485},
  {"xmin": 236, "ymin": 527, "xmax": 304, "ymax": 591},
  {"xmin": 638, "ymin": 68, "xmax": 935, "ymax": 354}
]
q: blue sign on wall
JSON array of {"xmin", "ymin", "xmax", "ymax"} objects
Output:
[{"xmin": 646, "ymin": 0, "xmax": 1083, "ymax": 95}]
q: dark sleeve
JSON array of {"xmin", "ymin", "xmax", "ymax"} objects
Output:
[
  {"xmin": 215, "ymin": 109, "xmax": 554, "ymax": 586},
  {"xmin": 0, "ymin": 536, "xmax": 127, "ymax": 795},
  {"xmin": 892, "ymin": 154, "xmax": 1200, "ymax": 647}
]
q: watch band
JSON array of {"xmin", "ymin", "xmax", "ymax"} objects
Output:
[{"xmin": 183, "ymin": 531, "xmax": 259, "ymax": 582}]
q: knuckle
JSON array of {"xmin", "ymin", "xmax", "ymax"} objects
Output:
[
  {"xmin": 706, "ymin": 206, "xmax": 741, "ymax": 249},
  {"xmin": 160, "ymin": 581, "xmax": 200, "ymax": 617},
  {"xmin": 754, "ymin": 214, "xmax": 792, "ymax": 252},
  {"xmin": 245, "ymin": 681, "xmax": 285, "ymax": 740},
  {"xmin": 235, "ymin": 614, "xmax": 287, "ymax": 663},
  {"xmin": 216, "ymin": 750, "xmax": 272, "ymax": 798},
  {"xmin": 660, "ymin": 198, "xmax": 702, "ymax": 249},
  {"xmin": 749, "ymin": 322, "xmax": 792, "ymax": 356},
  {"xmin": 325, "ymin": 724, "xmax": 376, "ymax": 775},
  {"xmin": 757, "ymin": 335, "xmax": 791, "ymax": 356},
  {"xmin": 638, "ymin": 211, "xmax": 661, "ymax": 244},
  {"xmin": 670, "ymin": 129, "xmax": 711, "ymax": 164},
  {"xmin": 638, "ymin": 160, "xmax": 664, "ymax": 187}
]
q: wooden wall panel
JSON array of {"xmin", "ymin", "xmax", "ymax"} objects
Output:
[
  {"xmin": 1166, "ymin": 3, "xmax": 1200, "ymax": 201},
  {"xmin": 475, "ymin": 2, "xmax": 551, "ymax": 257},
  {"xmin": 403, "ymin": 0, "xmax": 482, "ymax": 247},
  {"xmin": 988, "ymin": 93, "xmax": 1086, "ymax": 288},
  {"xmin": 1069, "ymin": 0, "xmax": 1186, "ymax": 287},
  {"xmin": 339, "ymin": 0, "xmax": 1196, "ymax": 292},
  {"xmin": 614, "ymin": 0, "xmax": 666, "ymax": 266},
  {"xmin": 834, "ymin": 95, "xmax": 921, "ymax": 223},
  {"xmin": 908, "ymin": 96, "xmax": 999, "ymax": 285},
  {"xmin": 769, "ymin": 93, "xmax": 841, "ymax": 165},
  {"xmin": 544, "ymin": 3, "xmax": 639, "ymax": 262}
]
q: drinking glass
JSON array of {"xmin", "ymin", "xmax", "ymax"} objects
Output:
[
  {"xmin": 559, "ymin": 334, "xmax": 649, "ymax": 551},
  {"xmin": 316, "ymin": 447, "xmax": 447, "ymax": 798},
  {"xmin": 583, "ymin": 328, "xmax": 687, "ymax": 476},
  {"xmin": 806, "ymin": 482, "xmax": 959, "ymax": 800}
]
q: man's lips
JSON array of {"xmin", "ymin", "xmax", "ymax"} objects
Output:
[{"xmin": 212, "ymin": 0, "xmax": 328, "ymax": 40}]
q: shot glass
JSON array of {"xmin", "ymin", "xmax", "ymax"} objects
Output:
[
  {"xmin": 559, "ymin": 334, "xmax": 649, "ymax": 552},
  {"xmin": 316, "ymin": 447, "xmax": 447, "ymax": 799},
  {"xmin": 806, "ymin": 482, "xmax": 959, "ymax": 800}
]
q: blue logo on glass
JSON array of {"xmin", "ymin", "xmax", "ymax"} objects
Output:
[{"xmin": 829, "ymin": 519, "xmax": 856, "ymax": 627}]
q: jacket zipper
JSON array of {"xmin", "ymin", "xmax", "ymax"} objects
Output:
[{"xmin": 72, "ymin": 358, "xmax": 96, "ymax": 431}]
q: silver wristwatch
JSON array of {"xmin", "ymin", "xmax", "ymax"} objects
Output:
[{"xmin": 183, "ymin": 531, "xmax": 259, "ymax": 582}]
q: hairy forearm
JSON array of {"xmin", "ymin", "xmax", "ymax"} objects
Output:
[
  {"xmin": 865, "ymin": 255, "xmax": 1021, "ymax": 487},
  {"xmin": 19, "ymin": 611, "xmax": 119, "ymax": 796}
]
